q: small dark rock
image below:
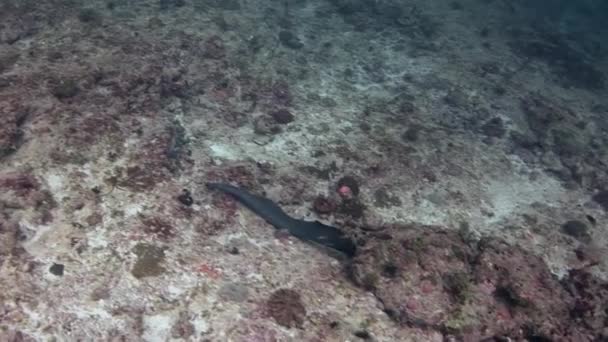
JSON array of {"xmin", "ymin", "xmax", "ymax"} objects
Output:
[
  {"xmin": 381, "ymin": 262, "xmax": 398, "ymax": 278},
  {"xmin": 52, "ymin": 79, "xmax": 79, "ymax": 99},
  {"xmin": 266, "ymin": 288, "xmax": 306, "ymax": 328},
  {"xmin": 270, "ymin": 109, "xmax": 294, "ymax": 124},
  {"xmin": 278, "ymin": 30, "xmax": 304, "ymax": 49},
  {"xmin": 494, "ymin": 284, "xmax": 531, "ymax": 308},
  {"xmin": 177, "ymin": 189, "xmax": 193, "ymax": 206},
  {"xmin": 561, "ymin": 220, "xmax": 590, "ymax": 241},
  {"xmin": 354, "ymin": 330, "xmax": 372, "ymax": 339},
  {"xmin": 131, "ymin": 243, "xmax": 166, "ymax": 278},
  {"xmin": 49, "ymin": 263, "xmax": 64, "ymax": 276},
  {"xmin": 480, "ymin": 117, "xmax": 506, "ymax": 138}
]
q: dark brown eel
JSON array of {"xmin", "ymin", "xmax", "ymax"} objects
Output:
[{"xmin": 207, "ymin": 182, "xmax": 356, "ymax": 257}]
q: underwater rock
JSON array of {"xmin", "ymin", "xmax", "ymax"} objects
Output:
[
  {"xmin": 278, "ymin": 30, "xmax": 304, "ymax": 50},
  {"xmin": 177, "ymin": 189, "xmax": 193, "ymax": 206},
  {"xmin": 266, "ymin": 289, "xmax": 306, "ymax": 328},
  {"xmin": 51, "ymin": 79, "xmax": 79, "ymax": 99},
  {"xmin": 561, "ymin": 220, "xmax": 590, "ymax": 242},
  {"xmin": 480, "ymin": 117, "xmax": 506, "ymax": 138},
  {"xmin": 131, "ymin": 243, "xmax": 166, "ymax": 279},
  {"xmin": 49, "ymin": 263, "xmax": 64, "ymax": 276}
]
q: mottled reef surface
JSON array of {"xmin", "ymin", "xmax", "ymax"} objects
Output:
[{"xmin": 1, "ymin": 0, "xmax": 608, "ymax": 341}]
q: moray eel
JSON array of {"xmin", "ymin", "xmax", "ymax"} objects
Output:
[{"xmin": 207, "ymin": 182, "xmax": 356, "ymax": 257}]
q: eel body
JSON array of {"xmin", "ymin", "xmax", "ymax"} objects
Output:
[{"xmin": 207, "ymin": 182, "xmax": 356, "ymax": 257}]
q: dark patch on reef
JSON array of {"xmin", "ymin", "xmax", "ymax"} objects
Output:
[
  {"xmin": 131, "ymin": 243, "xmax": 166, "ymax": 279},
  {"xmin": 49, "ymin": 263, "xmax": 64, "ymax": 276},
  {"xmin": 266, "ymin": 288, "xmax": 306, "ymax": 329},
  {"xmin": 561, "ymin": 220, "xmax": 591, "ymax": 242}
]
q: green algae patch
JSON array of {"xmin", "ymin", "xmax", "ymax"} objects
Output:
[{"xmin": 131, "ymin": 243, "xmax": 166, "ymax": 279}]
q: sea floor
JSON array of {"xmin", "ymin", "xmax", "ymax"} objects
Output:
[{"xmin": 1, "ymin": 0, "xmax": 608, "ymax": 341}]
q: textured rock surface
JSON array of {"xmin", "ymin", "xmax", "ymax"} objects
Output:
[{"xmin": 1, "ymin": 0, "xmax": 607, "ymax": 341}]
